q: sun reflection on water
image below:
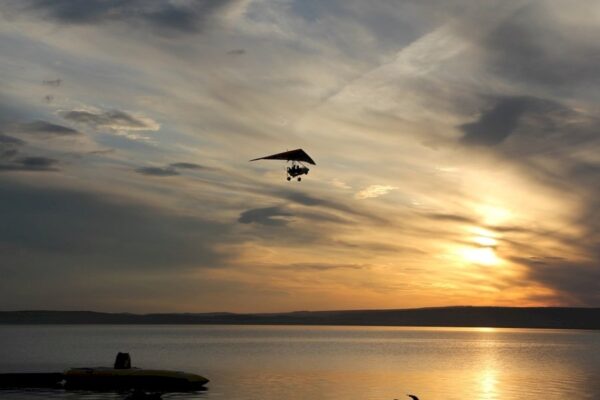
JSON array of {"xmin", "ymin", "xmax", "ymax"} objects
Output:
[
  {"xmin": 480, "ymin": 367, "xmax": 499, "ymax": 400},
  {"xmin": 475, "ymin": 328, "xmax": 501, "ymax": 400}
]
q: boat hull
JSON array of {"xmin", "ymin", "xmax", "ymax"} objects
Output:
[
  {"xmin": 0, "ymin": 373, "xmax": 64, "ymax": 388},
  {"xmin": 64, "ymin": 368, "xmax": 209, "ymax": 391}
]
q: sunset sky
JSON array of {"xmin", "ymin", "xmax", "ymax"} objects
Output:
[{"xmin": 1, "ymin": 0, "xmax": 599, "ymax": 312}]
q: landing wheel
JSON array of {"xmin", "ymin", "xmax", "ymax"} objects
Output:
[
  {"xmin": 297, "ymin": 177, "xmax": 301, "ymax": 182},
  {"xmin": 287, "ymin": 177, "xmax": 291, "ymax": 181}
]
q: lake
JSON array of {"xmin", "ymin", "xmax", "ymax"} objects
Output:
[{"xmin": 0, "ymin": 325, "xmax": 599, "ymax": 400}]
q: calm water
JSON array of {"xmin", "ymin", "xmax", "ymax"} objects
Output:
[{"xmin": 0, "ymin": 325, "xmax": 599, "ymax": 400}]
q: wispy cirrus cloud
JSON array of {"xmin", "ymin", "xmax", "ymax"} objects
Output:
[
  {"xmin": 61, "ymin": 109, "xmax": 159, "ymax": 133},
  {"xmin": 355, "ymin": 185, "xmax": 398, "ymax": 200}
]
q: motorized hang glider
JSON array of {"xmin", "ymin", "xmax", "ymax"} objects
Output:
[{"xmin": 250, "ymin": 148, "xmax": 316, "ymax": 181}]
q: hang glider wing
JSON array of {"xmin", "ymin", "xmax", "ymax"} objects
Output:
[{"xmin": 250, "ymin": 149, "xmax": 316, "ymax": 165}]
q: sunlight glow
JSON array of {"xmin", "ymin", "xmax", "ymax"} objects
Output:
[
  {"xmin": 477, "ymin": 205, "xmax": 512, "ymax": 225},
  {"xmin": 460, "ymin": 247, "xmax": 500, "ymax": 266},
  {"xmin": 476, "ymin": 327, "xmax": 497, "ymax": 333},
  {"xmin": 473, "ymin": 236, "xmax": 498, "ymax": 247},
  {"xmin": 469, "ymin": 226, "xmax": 499, "ymax": 248},
  {"xmin": 480, "ymin": 368, "xmax": 498, "ymax": 400}
]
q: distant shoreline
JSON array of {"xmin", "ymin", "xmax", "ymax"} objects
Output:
[{"xmin": 1, "ymin": 306, "xmax": 599, "ymax": 330}]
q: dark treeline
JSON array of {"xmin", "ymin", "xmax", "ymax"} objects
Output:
[{"xmin": 1, "ymin": 307, "xmax": 599, "ymax": 329}]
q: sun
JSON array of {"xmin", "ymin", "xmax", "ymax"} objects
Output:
[
  {"xmin": 452, "ymin": 226, "xmax": 502, "ymax": 266},
  {"xmin": 461, "ymin": 247, "xmax": 500, "ymax": 266}
]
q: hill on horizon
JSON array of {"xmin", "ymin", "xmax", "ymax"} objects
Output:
[{"xmin": 1, "ymin": 306, "xmax": 599, "ymax": 330}]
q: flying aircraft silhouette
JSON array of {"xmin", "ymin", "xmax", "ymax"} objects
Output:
[{"xmin": 250, "ymin": 149, "xmax": 316, "ymax": 181}]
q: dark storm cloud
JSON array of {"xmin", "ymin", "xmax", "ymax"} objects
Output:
[
  {"xmin": 569, "ymin": 162, "xmax": 600, "ymax": 184},
  {"xmin": 0, "ymin": 133, "xmax": 25, "ymax": 146},
  {"xmin": 238, "ymin": 206, "xmax": 293, "ymax": 227},
  {"xmin": 486, "ymin": 127, "xmax": 600, "ymax": 305},
  {"xmin": 568, "ymin": 161, "xmax": 600, "ymax": 240},
  {"xmin": 459, "ymin": 96, "xmax": 558, "ymax": 146},
  {"xmin": 135, "ymin": 166, "xmax": 179, "ymax": 177},
  {"xmin": 514, "ymin": 257, "xmax": 600, "ymax": 306},
  {"xmin": 0, "ymin": 156, "xmax": 59, "ymax": 172},
  {"xmin": 483, "ymin": 2, "xmax": 600, "ymax": 89},
  {"xmin": 61, "ymin": 109, "xmax": 155, "ymax": 131},
  {"xmin": 13, "ymin": 120, "xmax": 81, "ymax": 137},
  {"xmin": 0, "ymin": 180, "xmax": 230, "ymax": 270},
  {"xmin": 6, "ymin": 0, "xmax": 243, "ymax": 35},
  {"xmin": 0, "ymin": 134, "xmax": 24, "ymax": 160},
  {"xmin": 0, "ymin": 132, "xmax": 60, "ymax": 172}
]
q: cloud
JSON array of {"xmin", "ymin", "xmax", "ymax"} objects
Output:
[
  {"xmin": 169, "ymin": 162, "xmax": 206, "ymax": 170},
  {"xmin": 515, "ymin": 256, "xmax": 600, "ymax": 306},
  {"xmin": 481, "ymin": 2, "xmax": 600, "ymax": 90},
  {"xmin": 269, "ymin": 189, "xmax": 383, "ymax": 222},
  {"xmin": 0, "ymin": 180, "xmax": 230, "ymax": 269},
  {"xmin": 459, "ymin": 96, "xmax": 559, "ymax": 146},
  {"xmin": 281, "ymin": 263, "xmax": 368, "ymax": 271},
  {"xmin": 0, "ymin": 179, "xmax": 238, "ymax": 308},
  {"xmin": 135, "ymin": 162, "xmax": 208, "ymax": 177},
  {"xmin": 135, "ymin": 166, "xmax": 179, "ymax": 177},
  {"xmin": 282, "ymin": 191, "xmax": 325, "ymax": 207},
  {"xmin": 42, "ymin": 78, "xmax": 62, "ymax": 87},
  {"xmin": 423, "ymin": 213, "xmax": 478, "ymax": 224},
  {"xmin": 238, "ymin": 206, "xmax": 293, "ymax": 226},
  {"xmin": 0, "ymin": 133, "xmax": 25, "ymax": 146},
  {"xmin": 331, "ymin": 179, "xmax": 351, "ymax": 189},
  {"xmin": 0, "ymin": 156, "xmax": 59, "ymax": 172},
  {"xmin": 355, "ymin": 185, "xmax": 398, "ymax": 199},
  {"xmin": 60, "ymin": 109, "xmax": 159, "ymax": 133},
  {"xmin": 7, "ymin": 0, "xmax": 247, "ymax": 35},
  {"xmin": 13, "ymin": 120, "xmax": 81, "ymax": 137},
  {"xmin": 1, "ymin": 0, "xmax": 600, "ymax": 311},
  {"xmin": 87, "ymin": 148, "xmax": 116, "ymax": 155},
  {"xmin": 0, "ymin": 131, "xmax": 62, "ymax": 172}
]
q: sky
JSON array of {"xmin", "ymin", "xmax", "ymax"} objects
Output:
[{"xmin": 0, "ymin": 0, "xmax": 599, "ymax": 313}]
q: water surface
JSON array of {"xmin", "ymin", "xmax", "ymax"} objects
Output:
[{"xmin": 1, "ymin": 325, "xmax": 598, "ymax": 399}]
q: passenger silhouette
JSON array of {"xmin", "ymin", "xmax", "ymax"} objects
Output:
[{"xmin": 114, "ymin": 352, "xmax": 131, "ymax": 369}]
